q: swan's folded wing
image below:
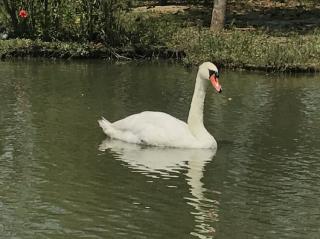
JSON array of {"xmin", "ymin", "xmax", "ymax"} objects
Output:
[{"xmin": 112, "ymin": 111, "xmax": 196, "ymax": 146}]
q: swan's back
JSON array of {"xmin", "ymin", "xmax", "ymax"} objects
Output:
[{"xmin": 100, "ymin": 111, "xmax": 206, "ymax": 148}]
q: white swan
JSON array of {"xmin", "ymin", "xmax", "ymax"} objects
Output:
[{"xmin": 98, "ymin": 62, "xmax": 222, "ymax": 149}]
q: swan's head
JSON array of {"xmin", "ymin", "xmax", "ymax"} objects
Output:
[{"xmin": 198, "ymin": 62, "xmax": 222, "ymax": 93}]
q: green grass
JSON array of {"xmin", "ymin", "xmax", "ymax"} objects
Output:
[{"xmin": 167, "ymin": 27, "xmax": 320, "ymax": 71}]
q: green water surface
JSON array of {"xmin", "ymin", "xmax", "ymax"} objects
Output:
[{"xmin": 0, "ymin": 60, "xmax": 319, "ymax": 239}]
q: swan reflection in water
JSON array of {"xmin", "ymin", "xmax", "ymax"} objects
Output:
[{"xmin": 99, "ymin": 139, "xmax": 219, "ymax": 238}]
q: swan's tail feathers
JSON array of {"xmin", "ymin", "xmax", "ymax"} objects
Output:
[
  {"xmin": 98, "ymin": 117, "xmax": 141, "ymax": 144},
  {"xmin": 98, "ymin": 117, "xmax": 115, "ymax": 137}
]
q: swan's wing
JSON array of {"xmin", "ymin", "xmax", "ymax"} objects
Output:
[
  {"xmin": 113, "ymin": 111, "xmax": 187, "ymax": 131},
  {"xmin": 112, "ymin": 111, "xmax": 195, "ymax": 146}
]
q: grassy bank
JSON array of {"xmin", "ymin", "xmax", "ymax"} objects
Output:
[
  {"xmin": 2, "ymin": 28, "xmax": 320, "ymax": 72},
  {"xmin": 169, "ymin": 28, "xmax": 320, "ymax": 72},
  {"xmin": 1, "ymin": 1, "xmax": 320, "ymax": 72},
  {"xmin": 0, "ymin": 39, "xmax": 183, "ymax": 60}
]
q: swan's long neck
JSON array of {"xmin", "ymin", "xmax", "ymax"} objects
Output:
[{"xmin": 187, "ymin": 72, "xmax": 209, "ymax": 138}]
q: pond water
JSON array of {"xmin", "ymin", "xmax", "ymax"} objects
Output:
[{"xmin": 0, "ymin": 60, "xmax": 319, "ymax": 239}]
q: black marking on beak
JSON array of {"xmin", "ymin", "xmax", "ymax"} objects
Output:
[{"xmin": 209, "ymin": 69, "xmax": 219, "ymax": 78}]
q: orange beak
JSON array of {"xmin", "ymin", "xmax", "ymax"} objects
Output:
[{"xmin": 210, "ymin": 75, "xmax": 222, "ymax": 93}]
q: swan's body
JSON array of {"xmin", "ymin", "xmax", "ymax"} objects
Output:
[
  {"xmin": 98, "ymin": 62, "xmax": 222, "ymax": 149},
  {"xmin": 99, "ymin": 111, "xmax": 214, "ymax": 148}
]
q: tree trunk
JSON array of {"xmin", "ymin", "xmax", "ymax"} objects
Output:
[
  {"xmin": 43, "ymin": 0, "xmax": 49, "ymax": 40},
  {"xmin": 210, "ymin": 0, "xmax": 227, "ymax": 32}
]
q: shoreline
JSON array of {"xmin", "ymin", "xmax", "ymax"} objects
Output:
[
  {"xmin": 1, "ymin": 1, "xmax": 320, "ymax": 73},
  {"xmin": 0, "ymin": 39, "xmax": 184, "ymax": 61},
  {"xmin": 1, "ymin": 36, "xmax": 319, "ymax": 73}
]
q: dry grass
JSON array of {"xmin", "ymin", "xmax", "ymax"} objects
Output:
[{"xmin": 133, "ymin": 5, "xmax": 191, "ymax": 14}]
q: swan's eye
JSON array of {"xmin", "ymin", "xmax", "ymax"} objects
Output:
[{"xmin": 209, "ymin": 70, "xmax": 219, "ymax": 78}]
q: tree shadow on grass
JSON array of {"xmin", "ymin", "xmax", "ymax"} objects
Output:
[
  {"xmin": 227, "ymin": 5, "xmax": 320, "ymax": 33},
  {"xmin": 138, "ymin": 1, "xmax": 320, "ymax": 34}
]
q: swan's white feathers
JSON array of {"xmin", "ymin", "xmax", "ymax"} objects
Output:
[{"xmin": 100, "ymin": 111, "xmax": 199, "ymax": 147}]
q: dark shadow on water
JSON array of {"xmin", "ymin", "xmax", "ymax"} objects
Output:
[{"xmin": 217, "ymin": 139, "xmax": 234, "ymax": 148}]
